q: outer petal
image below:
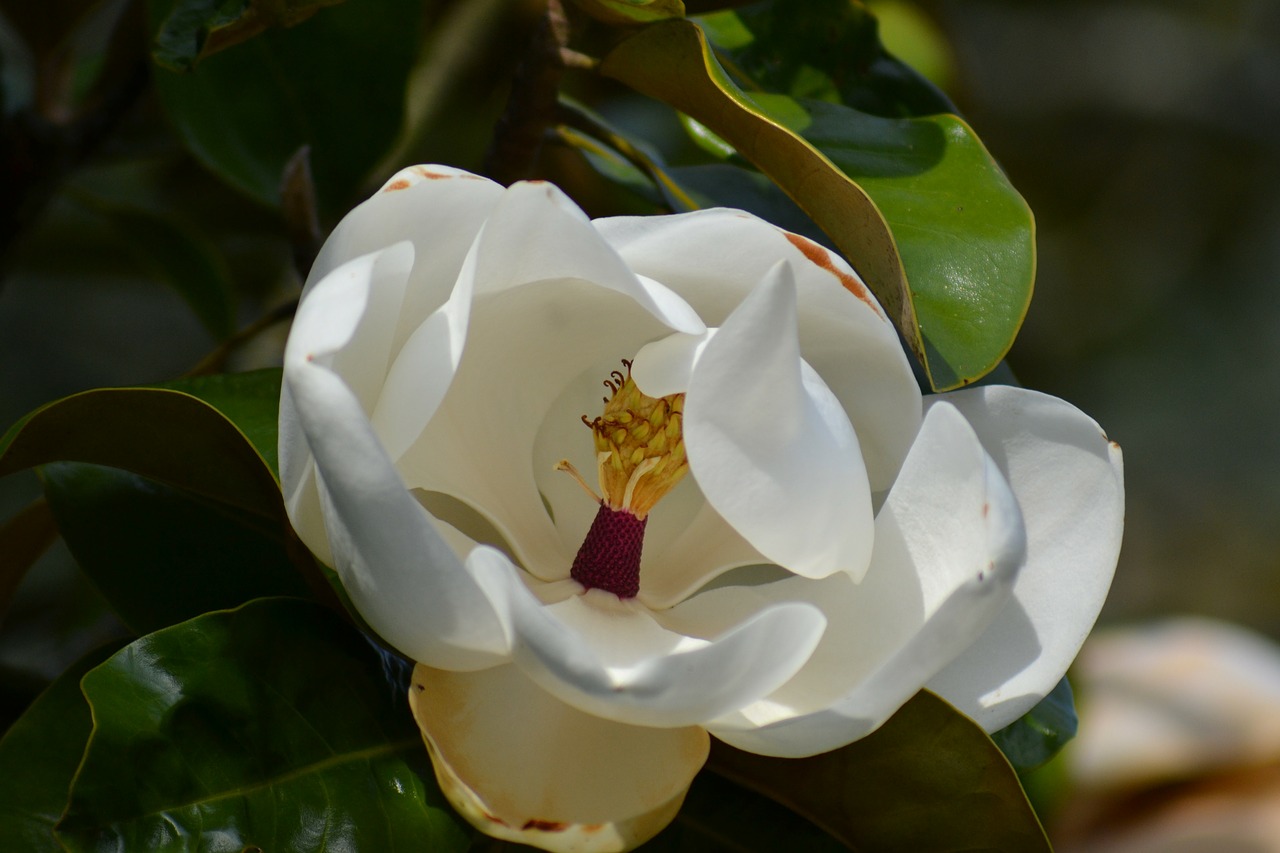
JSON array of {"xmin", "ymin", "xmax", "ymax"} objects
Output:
[
  {"xmin": 925, "ymin": 385, "xmax": 1124, "ymax": 731},
  {"xmin": 465, "ymin": 180, "xmax": 704, "ymax": 334},
  {"xmin": 409, "ymin": 662, "xmax": 708, "ymax": 853},
  {"xmin": 707, "ymin": 403, "xmax": 1026, "ymax": 757},
  {"xmin": 466, "ymin": 547, "xmax": 826, "ymax": 728},
  {"xmin": 684, "ymin": 262, "xmax": 874, "ymax": 580},
  {"xmin": 306, "ymin": 165, "xmax": 504, "ymax": 355},
  {"xmin": 283, "ymin": 246, "xmax": 507, "ymax": 671},
  {"xmin": 596, "ymin": 208, "xmax": 922, "ymax": 492}
]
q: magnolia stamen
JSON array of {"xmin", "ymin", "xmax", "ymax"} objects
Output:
[
  {"xmin": 568, "ymin": 360, "xmax": 690, "ymax": 598},
  {"xmin": 554, "ymin": 459, "xmax": 602, "ymax": 504},
  {"xmin": 622, "ymin": 456, "xmax": 661, "ymax": 514}
]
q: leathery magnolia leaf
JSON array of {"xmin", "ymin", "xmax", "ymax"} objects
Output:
[
  {"xmin": 707, "ymin": 691, "xmax": 1050, "ymax": 852},
  {"xmin": 697, "ymin": 0, "xmax": 955, "ymax": 118},
  {"xmin": 571, "ymin": 0, "xmax": 685, "ymax": 25},
  {"xmin": 992, "ymin": 676, "xmax": 1078, "ymax": 774},
  {"xmin": 602, "ymin": 19, "xmax": 1034, "ymax": 389},
  {"xmin": 0, "ymin": 370, "xmax": 284, "ymax": 511},
  {"xmin": 0, "ymin": 643, "xmax": 125, "ymax": 853},
  {"xmin": 153, "ymin": 0, "xmax": 345, "ymax": 72},
  {"xmin": 41, "ymin": 462, "xmax": 310, "ymax": 635},
  {"xmin": 148, "ymin": 0, "xmax": 421, "ymax": 215},
  {"xmin": 56, "ymin": 598, "xmax": 471, "ymax": 851},
  {"xmin": 639, "ymin": 773, "xmax": 846, "ymax": 851}
]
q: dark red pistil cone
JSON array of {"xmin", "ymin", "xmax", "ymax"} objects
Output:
[{"xmin": 571, "ymin": 504, "xmax": 647, "ymax": 598}]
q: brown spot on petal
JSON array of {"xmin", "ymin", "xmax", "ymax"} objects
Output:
[
  {"xmin": 522, "ymin": 819, "xmax": 569, "ymax": 832},
  {"xmin": 783, "ymin": 232, "xmax": 883, "ymax": 317},
  {"xmin": 481, "ymin": 811, "xmax": 508, "ymax": 827},
  {"xmin": 982, "ymin": 502, "xmax": 990, "ymax": 518},
  {"xmin": 581, "ymin": 824, "xmax": 605, "ymax": 833},
  {"xmin": 384, "ymin": 178, "xmax": 411, "ymax": 191},
  {"xmin": 1109, "ymin": 440, "xmax": 1121, "ymax": 451}
]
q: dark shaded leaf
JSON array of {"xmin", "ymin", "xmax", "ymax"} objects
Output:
[
  {"xmin": 0, "ymin": 376, "xmax": 282, "ymax": 516},
  {"xmin": 41, "ymin": 462, "xmax": 310, "ymax": 635},
  {"xmin": 992, "ymin": 676, "xmax": 1078, "ymax": 774},
  {"xmin": 708, "ymin": 691, "xmax": 1050, "ymax": 852},
  {"xmin": 148, "ymin": 0, "xmax": 423, "ymax": 216},
  {"xmin": 571, "ymin": 0, "xmax": 685, "ymax": 26},
  {"xmin": 642, "ymin": 772, "xmax": 847, "ymax": 851},
  {"xmin": 0, "ymin": 642, "xmax": 125, "ymax": 853},
  {"xmin": 153, "ymin": 0, "xmax": 346, "ymax": 72},
  {"xmin": 56, "ymin": 598, "xmax": 471, "ymax": 851}
]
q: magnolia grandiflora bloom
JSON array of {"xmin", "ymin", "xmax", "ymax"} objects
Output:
[{"xmin": 280, "ymin": 165, "xmax": 1124, "ymax": 852}]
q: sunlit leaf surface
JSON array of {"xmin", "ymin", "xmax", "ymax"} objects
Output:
[{"xmin": 56, "ymin": 598, "xmax": 471, "ymax": 852}]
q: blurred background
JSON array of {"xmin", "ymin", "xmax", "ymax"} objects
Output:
[{"xmin": 1, "ymin": 0, "xmax": 1278, "ymax": 846}]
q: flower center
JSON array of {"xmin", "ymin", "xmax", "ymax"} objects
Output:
[{"xmin": 556, "ymin": 360, "xmax": 688, "ymax": 598}]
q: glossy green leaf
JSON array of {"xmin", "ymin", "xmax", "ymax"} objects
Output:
[
  {"xmin": 155, "ymin": 368, "xmax": 285, "ymax": 477},
  {"xmin": 148, "ymin": 0, "xmax": 422, "ymax": 215},
  {"xmin": 0, "ymin": 642, "xmax": 125, "ymax": 853},
  {"xmin": 0, "ymin": 372, "xmax": 283, "ymax": 516},
  {"xmin": 74, "ymin": 193, "xmax": 237, "ymax": 340},
  {"xmin": 56, "ymin": 598, "xmax": 471, "ymax": 851},
  {"xmin": 41, "ymin": 462, "xmax": 310, "ymax": 634},
  {"xmin": 992, "ymin": 676, "xmax": 1078, "ymax": 775},
  {"xmin": 708, "ymin": 691, "xmax": 1050, "ymax": 852},
  {"xmin": 602, "ymin": 18, "xmax": 1034, "ymax": 389},
  {"xmin": 153, "ymin": 0, "xmax": 346, "ymax": 72},
  {"xmin": 698, "ymin": 0, "xmax": 955, "ymax": 118},
  {"xmin": 572, "ymin": 0, "xmax": 685, "ymax": 26}
]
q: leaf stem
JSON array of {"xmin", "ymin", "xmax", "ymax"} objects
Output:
[{"xmin": 184, "ymin": 298, "xmax": 299, "ymax": 378}]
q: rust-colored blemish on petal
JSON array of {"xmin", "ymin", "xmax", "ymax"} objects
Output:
[
  {"xmin": 982, "ymin": 502, "xmax": 990, "ymax": 518},
  {"xmin": 481, "ymin": 811, "xmax": 508, "ymax": 827},
  {"xmin": 782, "ymin": 232, "xmax": 883, "ymax": 318},
  {"xmin": 384, "ymin": 178, "xmax": 412, "ymax": 191},
  {"xmin": 581, "ymin": 824, "xmax": 605, "ymax": 833},
  {"xmin": 522, "ymin": 819, "xmax": 569, "ymax": 832}
]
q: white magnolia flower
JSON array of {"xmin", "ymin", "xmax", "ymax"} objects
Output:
[{"xmin": 280, "ymin": 164, "xmax": 1124, "ymax": 852}]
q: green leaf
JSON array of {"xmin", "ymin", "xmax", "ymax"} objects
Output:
[
  {"xmin": 153, "ymin": 0, "xmax": 346, "ymax": 72},
  {"xmin": 571, "ymin": 0, "xmax": 685, "ymax": 26},
  {"xmin": 155, "ymin": 368, "xmax": 285, "ymax": 478},
  {"xmin": 601, "ymin": 17, "xmax": 1034, "ymax": 390},
  {"xmin": 41, "ymin": 462, "xmax": 310, "ymax": 634},
  {"xmin": 641, "ymin": 772, "xmax": 846, "ymax": 851},
  {"xmin": 698, "ymin": 0, "xmax": 955, "ymax": 118},
  {"xmin": 74, "ymin": 192, "xmax": 237, "ymax": 340},
  {"xmin": 0, "ymin": 372, "xmax": 283, "ymax": 515},
  {"xmin": 56, "ymin": 598, "xmax": 471, "ymax": 851},
  {"xmin": 148, "ymin": 0, "xmax": 423, "ymax": 215},
  {"xmin": 0, "ymin": 642, "xmax": 125, "ymax": 853},
  {"xmin": 992, "ymin": 676, "xmax": 1079, "ymax": 775},
  {"xmin": 707, "ymin": 691, "xmax": 1051, "ymax": 852},
  {"xmin": 153, "ymin": 0, "xmax": 250, "ymax": 71}
]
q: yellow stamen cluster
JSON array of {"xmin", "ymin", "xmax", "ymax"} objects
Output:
[{"xmin": 581, "ymin": 362, "xmax": 688, "ymax": 519}]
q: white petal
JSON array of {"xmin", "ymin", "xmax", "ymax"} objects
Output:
[
  {"xmin": 597, "ymin": 208, "xmax": 921, "ymax": 491},
  {"xmin": 684, "ymin": 262, "xmax": 874, "ymax": 580},
  {"xmin": 925, "ymin": 385, "xmax": 1124, "ymax": 731},
  {"xmin": 409, "ymin": 662, "xmax": 707, "ymax": 852},
  {"xmin": 707, "ymin": 402, "xmax": 1026, "ymax": 757},
  {"xmin": 467, "ymin": 547, "xmax": 826, "ymax": 728},
  {"xmin": 367, "ymin": 248, "xmax": 473, "ymax": 465},
  {"xmin": 306, "ymin": 165, "xmax": 504, "ymax": 356},
  {"xmin": 465, "ymin": 180, "xmax": 704, "ymax": 334},
  {"xmin": 282, "ymin": 248, "xmax": 507, "ymax": 670},
  {"xmin": 399, "ymin": 277, "xmax": 688, "ymax": 582},
  {"xmin": 637, "ymin": 496, "xmax": 769, "ymax": 609}
]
